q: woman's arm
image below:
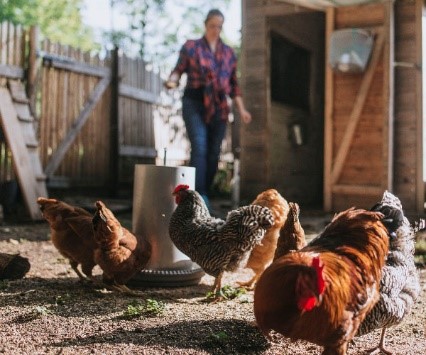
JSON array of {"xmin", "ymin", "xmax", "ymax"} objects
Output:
[{"xmin": 233, "ymin": 95, "xmax": 252, "ymax": 124}]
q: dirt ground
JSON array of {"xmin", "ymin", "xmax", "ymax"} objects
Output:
[{"xmin": 0, "ymin": 204, "xmax": 425, "ymax": 355}]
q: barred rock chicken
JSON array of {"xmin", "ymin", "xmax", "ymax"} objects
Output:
[
  {"xmin": 237, "ymin": 189, "xmax": 289, "ymax": 289},
  {"xmin": 169, "ymin": 184, "xmax": 274, "ymax": 293},
  {"xmin": 254, "ymin": 207, "xmax": 393, "ymax": 355},
  {"xmin": 356, "ymin": 191, "xmax": 422, "ymax": 355},
  {"xmin": 273, "ymin": 201, "xmax": 306, "ymax": 261},
  {"xmin": 92, "ymin": 201, "xmax": 151, "ymax": 295},
  {"xmin": 37, "ymin": 197, "xmax": 97, "ymax": 281}
]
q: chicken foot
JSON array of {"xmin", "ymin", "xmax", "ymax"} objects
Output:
[
  {"xmin": 208, "ymin": 273, "xmax": 225, "ymax": 302},
  {"xmin": 365, "ymin": 328, "xmax": 392, "ymax": 355},
  {"xmin": 110, "ymin": 283, "xmax": 144, "ymax": 297},
  {"xmin": 69, "ymin": 261, "xmax": 93, "ymax": 283},
  {"xmin": 237, "ymin": 274, "xmax": 259, "ymax": 290}
]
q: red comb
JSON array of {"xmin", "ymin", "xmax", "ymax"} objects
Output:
[{"xmin": 173, "ymin": 184, "xmax": 190, "ymax": 193}]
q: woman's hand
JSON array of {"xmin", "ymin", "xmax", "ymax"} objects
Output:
[
  {"xmin": 164, "ymin": 72, "xmax": 179, "ymax": 89},
  {"xmin": 234, "ymin": 96, "xmax": 252, "ymax": 124},
  {"xmin": 239, "ymin": 108, "xmax": 252, "ymax": 124}
]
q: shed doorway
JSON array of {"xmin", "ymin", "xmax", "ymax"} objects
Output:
[{"xmin": 267, "ymin": 12, "xmax": 325, "ymax": 208}]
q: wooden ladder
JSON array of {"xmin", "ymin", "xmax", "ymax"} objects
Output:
[{"xmin": 0, "ymin": 80, "xmax": 47, "ymax": 220}]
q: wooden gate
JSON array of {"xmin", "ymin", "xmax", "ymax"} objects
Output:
[{"xmin": 324, "ymin": 2, "xmax": 394, "ymax": 211}]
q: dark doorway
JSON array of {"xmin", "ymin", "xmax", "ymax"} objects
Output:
[{"xmin": 268, "ymin": 12, "xmax": 325, "ymax": 208}]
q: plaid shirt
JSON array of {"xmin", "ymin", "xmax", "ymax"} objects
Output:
[{"xmin": 172, "ymin": 36, "xmax": 241, "ymax": 122}]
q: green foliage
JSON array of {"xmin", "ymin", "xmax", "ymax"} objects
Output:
[
  {"xmin": 104, "ymin": 0, "xmax": 232, "ymax": 67},
  {"xmin": 0, "ymin": 0, "xmax": 98, "ymax": 51},
  {"xmin": 32, "ymin": 305, "xmax": 52, "ymax": 317},
  {"xmin": 209, "ymin": 330, "xmax": 229, "ymax": 344},
  {"xmin": 205, "ymin": 285, "xmax": 246, "ymax": 302},
  {"xmin": 123, "ymin": 298, "xmax": 165, "ymax": 318}
]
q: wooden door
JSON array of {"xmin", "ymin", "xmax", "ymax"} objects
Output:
[{"xmin": 324, "ymin": 2, "xmax": 393, "ymax": 211}]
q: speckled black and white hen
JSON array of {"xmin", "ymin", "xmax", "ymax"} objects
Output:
[
  {"xmin": 169, "ymin": 184, "xmax": 274, "ymax": 293},
  {"xmin": 356, "ymin": 190, "xmax": 422, "ymax": 355}
]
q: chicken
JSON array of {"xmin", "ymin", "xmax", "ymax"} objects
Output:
[
  {"xmin": 237, "ymin": 189, "xmax": 289, "ymax": 289},
  {"xmin": 168, "ymin": 184, "xmax": 274, "ymax": 294},
  {"xmin": 356, "ymin": 191, "xmax": 422, "ymax": 355},
  {"xmin": 254, "ymin": 207, "xmax": 392, "ymax": 355},
  {"xmin": 0, "ymin": 252, "xmax": 30, "ymax": 280},
  {"xmin": 92, "ymin": 201, "xmax": 151, "ymax": 295},
  {"xmin": 37, "ymin": 197, "xmax": 97, "ymax": 282},
  {"xmin": 273, "ymin": 201, "xmax": 306, "ymax": 261}
]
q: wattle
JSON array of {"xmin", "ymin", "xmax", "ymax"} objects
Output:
[{"xmin": 298, "ymin": 296, "xmax": 316, "ymax": 311}]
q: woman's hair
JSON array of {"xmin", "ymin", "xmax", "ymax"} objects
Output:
[{"xmin": 204, "ymin": 9, "xmax": 224, "ymax": 24}]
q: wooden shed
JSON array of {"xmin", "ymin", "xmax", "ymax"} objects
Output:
[{"xmin": 239, "ymin": 0, "xmax": 424, "ymax": 212}]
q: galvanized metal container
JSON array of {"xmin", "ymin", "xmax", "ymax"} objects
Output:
[{"xmin": 130, "ymin": 164, "xmax": 204, "ymax": 286}]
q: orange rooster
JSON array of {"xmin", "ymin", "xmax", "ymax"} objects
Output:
[
  {"xmin": 92, "ymin": 201, "xmax": 151, "ymax": 295},
  {"xmin": 237, "ymin": 189, "xmax": 289, "ymax": 289},
  {"xmin": 37, "ymin": 197, "xmax": 97, "ymax": 282},
  {"xmin": 254, "ymin": 207, "xmax": 392, "ymax": 355}
]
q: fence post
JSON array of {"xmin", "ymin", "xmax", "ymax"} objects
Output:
[
  {"xmin": 27, "ymin": 26, "xmax": 39, "ymax": 117},
  {"xmin": 109, "ymin": 46, "xmax": 120, "ymax": 197}
]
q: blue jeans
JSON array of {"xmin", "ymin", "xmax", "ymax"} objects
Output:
[{"xmin": 182, "ymin": 96, "xmax": 227, "ymax": 198}]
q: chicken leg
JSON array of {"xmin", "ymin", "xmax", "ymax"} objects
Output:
[
  {"xmin": 211, "ymin": 272, "xmax": 223, "ymax": 294},
  {"xmin": 365, "ymin": 328, "xmax": 392, "ymax": 355}
]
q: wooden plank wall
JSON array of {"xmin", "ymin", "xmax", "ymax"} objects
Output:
[
  {"xmin": 240, "ymin": 0, "xmax": 313, "ymax": 202},
  {"xmin": 118, "ymin": 55, "xmax": 160, "ymax": 183},
  {"xmin": 38, "ymin": 40, "xmax": 112, "ymax": 187},
  {"xmin": 393, "ymin": 0, "xmax": 422, "ymax": 211},
  {"xmin": 328, "ymin": 3, "xmax": 389, "ymax": 210},
  {"xmin": 0, "ymin": 22, "xmax": 25, "ymax": 184}
]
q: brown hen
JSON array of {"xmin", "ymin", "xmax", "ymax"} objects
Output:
[
  {"xmin": 237, "ymin": 189, "xmax": 289, "ymax": 289},
  {"xmin": 92, "ymin": 201, "xmax": 151, "ymax": 295},
  {"xmin": 254, "ymin": 207, "xmax": 391, "ymax": 355},
  {"xmin": 37, "ymin": 197, "xmax": 97, "ymax": 282},
  {"xmin": 273, "ymin": 201, "xmax": 306, "ymax": 261}
]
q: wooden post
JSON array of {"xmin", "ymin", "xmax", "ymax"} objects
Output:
[
  {"xmin": 323, "ymin": 7, "xmax": 335, "ymax": 211},
  {"xmin": 109, "ymin": 46, "xmax": 120, "ymax": 197},
  {"xmin": 27, "ymin": 26, "xmax": 39, "ymax": 117}
]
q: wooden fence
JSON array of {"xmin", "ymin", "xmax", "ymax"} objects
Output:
[
  {"xmin": 0, "ymin": 22, "xmax": 234, "ymax": 198},
  {"xmin": 0, "ymin": 22, "xmax": 26, "ymax": 184}
]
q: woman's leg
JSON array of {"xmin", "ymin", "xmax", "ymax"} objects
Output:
[
  {"xmin": 206, "ymin": 112, "xmax": 227, "ymax": 195},
  {"xmin": 182, "ymin": 97, "xmax": 209, "ymax": 197}
]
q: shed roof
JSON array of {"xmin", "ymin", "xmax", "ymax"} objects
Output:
[{"xmin": 276, "ymin": 0, "xmax": 384, "ymax": 10}]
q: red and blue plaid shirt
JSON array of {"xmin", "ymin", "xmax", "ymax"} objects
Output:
[{"xmin": 172, "ymin": 36, "xmax": 241, "ymax": 122}]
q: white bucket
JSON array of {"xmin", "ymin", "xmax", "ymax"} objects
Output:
[{"xmin": 131, "ymin": 164, "xmax": 204, "ymax": 286}]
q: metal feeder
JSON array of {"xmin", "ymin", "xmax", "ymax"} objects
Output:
[{"xmin": 130, "ymin": 164, "xmax": 204, "ymax": 287}]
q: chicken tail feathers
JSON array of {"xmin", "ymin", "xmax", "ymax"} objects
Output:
[{"xmin": 371, "ymin": 191, "xmax": 406, "ymax": 237}]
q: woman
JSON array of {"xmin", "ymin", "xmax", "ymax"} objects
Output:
[{"xmin": 165, "ymin": 8, "xmax": 251, "ymax": 208}]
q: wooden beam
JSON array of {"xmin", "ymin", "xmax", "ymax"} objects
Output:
[
  {"xmin": 44, "ymin": 75, "xmax": 111, "ymax": 177},
  {"xmin": 119, "ymin": 83, "xmax": 161, "ymax": 104},
  {"xmin": 274, "ymin": 0, "xmax": 330, "ymax": 11},
  {"xmin": 42, "ymin": 54, "xmax": 109, "ymax": 78},
  {"xmin": 324, "ymin": 7, "xmax": 335, "ymax": 211},
  {"xmin": 0, "ymin": 87, "xmax": 42, "ymax": 220},
  {"xmin": 119, "ymin": 145, "xmax": 157, "ymax": 158},
  {"xmin": 27, "ymin": 26, "xmax": 39, "ymax": 116},
  {"xmin": 331, "ymin": 184, "xmax": 384, "ymax": 195},
  {"xmin": 383, "ymin": 1, "xmax": 394, "ymax": 192},
  {"xmin": 109, "ymin": 47, "xmax": 119, "ymax": 197},
  {"xmin": 415, "ymin": 0, "xmax": 423, "ymax": 212},
  {"xmin": 331, "ymin": 28, "xmax": 385, "ymax": 184},
  {"xmin": 0, "ymin": 64, "xmax": 24, "ymax": 79}
]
